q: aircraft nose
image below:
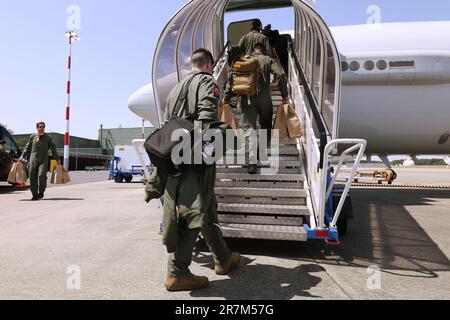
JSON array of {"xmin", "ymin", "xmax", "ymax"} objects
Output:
[
  {"xmin": 128, "ymin": 92, "xmax": 143, "ymax": 115},
  {"xmin": 128, "ymin": 83, "xmax": 158, "ymax": 126}
]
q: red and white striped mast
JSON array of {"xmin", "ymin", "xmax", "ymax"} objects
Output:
[{"xmin": 64, "ymin": 31, "xmax": 79, "ymax": 171}]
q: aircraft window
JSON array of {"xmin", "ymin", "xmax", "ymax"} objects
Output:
[
  {"xmin": 322, "ymin": 41, "xmax": 336, "ymax": 132},
  {"xmin": 295, "ymin": 8, "xmax": 302, "ymax": 54},
  {"xmin": 349, "ymin": 61, "xmax": 360, "ymax": 71},
  {"xmin": 299, "ymin": 9, "xmax": 307, "ymax": 68},
  {"xmin": 377, "ymin": 60, "xmax": 388, "ymax": 70},
  {"xmin": 304, "ymin": 16, "xmax": 313, "ymax": 78},
  {"xmin": 341, "ymin": 61, "xmax": 349, "ymax": 72},
  {"xmin": 153, "ymin": 7, "xmax": 191, "ymax": 118},
  {"xmin": 194, "ymin": 3, "xmax": 212, "ymax": 50},
  {"xmin": 364, "ymin": 60, "xmax": 375, "ymax": 71},
  {"xmin": 389, "ymin": 60, "xmax": 415, "ymax": 68},
  {"xmin": 155, "ymin": 16, "xmax": 186, "ymax": 80},
  {"xmin": 306, "ymin": 18, "xmax": 315, "ymax": 82},
  {"xmin": 312, "ymin": 24, "xmax": 323, "ymax": 103},
  {"xmin": 179, "ymin": 9, "xmax": 202, "ymax": 78}
]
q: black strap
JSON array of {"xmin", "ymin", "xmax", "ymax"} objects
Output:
[{"xmin": 171, "ymin": 73, "xmax": 208, "ymax": 118}]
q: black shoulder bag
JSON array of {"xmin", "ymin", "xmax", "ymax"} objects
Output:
[{"xmin": 144, "ymin": 74, "xmax": 199, "ymax": 174}]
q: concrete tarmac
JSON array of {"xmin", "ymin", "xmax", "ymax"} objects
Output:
[{"xmin": 0, "ymin": 171, "xmax": 449, "ymax": 300}]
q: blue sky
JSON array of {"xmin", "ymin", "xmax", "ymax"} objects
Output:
[{"xmin": 1, "ymin": 0, "xmax": 450, "ymax": 139}]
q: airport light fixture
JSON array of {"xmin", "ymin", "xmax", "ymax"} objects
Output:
[{"xmin": 63, "ymin": 31, "xmax": 80, "ymax": 171}]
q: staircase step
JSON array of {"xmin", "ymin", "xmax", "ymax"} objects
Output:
[
  {"xmin": 216, "ymin": 173, "xmax": 304, "ymax": 182},
  {"xmin": 227, "ymin": 146, "xmax": 299, "ymax": 155},
  {"xmin": 216, "ymin": 195, "xmax": 306, "ymax": 205},
  {"xmin": 219, "ymin": 214, "xmax": 305, "ymax": 226},
  {"xmin": 216, "ymin": 161, "xmax": 301, "ymax": 169},
  {"xmin": 216, "ymin": 180, "xmax": 303, "ymax": 189},
  {"xmin": 220, "ymin": 223, "xmax": 307, "ymax": 241},
  {"xmin": 216, "ymin": 167, "xmax": 300, "ymax": 174},
  {"xmin": 215, "ymin": 187, "xmax": 306, "ymax": 198},
  {"xmin": 218, "ymin": 156, "xmax": 301, "ymax": 165},
  {"xmin": 220, "ymin": 155, "xmax": 300, "ymax": 161},
  {"xmin": 218, "ymin": 203, "xmax": 309, "ymax": 215}
]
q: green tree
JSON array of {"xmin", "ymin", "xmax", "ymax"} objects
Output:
[
  {"xmin": 0, "ymin": 123, "xmax": 14, "ymax": 134},
  {"xmin": 15, "ymin": 138, "xmax": 29, "ymax": 149}
]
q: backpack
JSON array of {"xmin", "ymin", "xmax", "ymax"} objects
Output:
[{"xmin": 231, "ymin": 56, "xmax": 261, "ymax": 101}]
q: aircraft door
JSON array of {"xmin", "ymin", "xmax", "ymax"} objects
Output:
[
  {"xmin": 291, "ymin": 0, "xmax": 342, "ymax": 140},
  {"xmin": 227, "ymin": 19, "xmax": 254, "ymax": 46}
]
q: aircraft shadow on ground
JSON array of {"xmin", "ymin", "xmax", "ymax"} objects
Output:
[
  {"xmin": 191, "ymin": 251, "xmax": 324, "ymax": 300},
  {"xmin": 192, "ymin": 188, "xmax": 450, "ymax": 292},
  {"xmin": 303, "ymin": 189, "xmax": 450, "ymax": 278}
]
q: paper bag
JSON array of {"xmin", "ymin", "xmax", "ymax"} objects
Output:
[
  {"xmin": 51, "ymin": 164, "xmax": 70, "ymax": 185},
  {"xmin": 274, "ymin": 104, "xmax": 290, "ymax": 140},
  {"xmin": 7, "ymin": 161, "xmax": 28, "ymax": 185},
  {"xmin": 285, "ymin": 104, "xmax": 302, "ymax": 139},
  {"xmin": 218, "ymin": 104, "xmax": 240, "ymax": 130},
  {"xmin": 273, "ymin": 103, "xmax": 303, "ymax": 140},
  {"xmin": 62, "ymin": 168, "xmax": 71, "ymax": 184}
]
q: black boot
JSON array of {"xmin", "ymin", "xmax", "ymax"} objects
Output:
[
  {"xmin": 248, "ymin": 164, "xmax": 258, "ymax": 174},
  {"xmin": 38, "ymin": 192, "xmax": 44, "ymax": 199}
]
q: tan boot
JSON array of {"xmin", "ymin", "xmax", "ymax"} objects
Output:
[
  {"xmin": 165, "ymin": 273, "xmax": 209, "ymax": 292},
  {"xmin": 215, "ymin": 252, "xmax": 241, "ymax": 275}
]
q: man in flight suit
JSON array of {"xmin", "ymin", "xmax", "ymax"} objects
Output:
[
  {"xmin": 162, "ymin": 48, "xmax": 240, "ymax": 292},
  {"xmin": 223, "ymin": 43, "xmax": 289, "ymax": 174},
  {"xmin": 238, "ymin": 19, "xmax": 272, "ymax": 57},
  {"xmin": 21, "ymin": 122, "xmax": 59, "ymax": 201}
]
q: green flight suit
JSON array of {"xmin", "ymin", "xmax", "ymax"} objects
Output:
[
  {"xmin": 225, "ymin": 52, "xmax": 288, "ymax": 164},
  {"xmin": 162, "ymin": 71, "xmax": 232, "ymax": 277},
  {"xmin": 22, "ymin": 134, "xmax": 59, "ymax": 197},
  {"xmin": 239, "ymin": 30, "xmax": 272, "ymax": 57}
]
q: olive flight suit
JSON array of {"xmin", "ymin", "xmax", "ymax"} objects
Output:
[
  {"xmin": 224, "ymin": 52, "xmax": 288, "ymax": 164},
  {"xmin": 22, "ymin": 134, "xmax": 59, "ymax": 197},
  {"xmin": 162, "ymin": 71, "xmax": 232, "ymax": 278},
  {"xmin": 239, "ymin": 30, "xmax": 272, "ymax": 57}
]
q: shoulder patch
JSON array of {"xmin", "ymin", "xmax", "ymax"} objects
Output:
[{"xmin": 214, "ymin": 82, "xmax": 220, "ymax": 98}]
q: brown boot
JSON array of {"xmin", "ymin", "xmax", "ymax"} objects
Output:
[
  {"xmin": 165, "ymin": 273, "xmax": 209, "ymax": 292},
  {"xmin": 215, "ymin": 252, "xmax": 241, "ymax": 275}
]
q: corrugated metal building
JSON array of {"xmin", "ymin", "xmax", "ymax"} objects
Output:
[
  {"xmin": 98, "ymin": 127, "xmax": 155, "ymax": 150},
  {"xmin": 13, "ymin": 132, "xmax": 101, "ymax": 152},
  {"xmin": 13, "ymin": 127, "xmax": 155, "ymax": 170}
]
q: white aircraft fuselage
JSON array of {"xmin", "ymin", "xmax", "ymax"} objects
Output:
[
  {"xmin": 336, "ymin": 21, "xmax": 450, "ymax": 155},
  {"xmin": 129, "ymin": 20, "xmax": 450, "ymax": 155}
]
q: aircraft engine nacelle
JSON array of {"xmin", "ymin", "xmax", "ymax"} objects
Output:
[{"xmin": 403, "ymin": 159, "xmax": 416, "ymax": 167}]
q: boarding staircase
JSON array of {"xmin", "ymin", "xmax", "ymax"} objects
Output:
[
  {"xmin": 214, "ymin": 88, "xmax": 310, "ymax": 241},
  {"xmin": 210, "ymin": 39, "xmax": 367, "ymax": 242}
]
